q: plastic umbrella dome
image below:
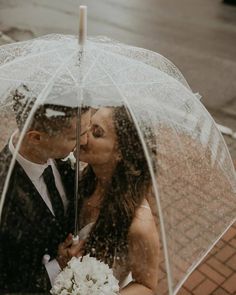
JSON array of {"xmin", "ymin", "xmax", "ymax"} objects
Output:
[{"xmin": 0, "ymin": 33, "xmax": 236, "ymax": 295}]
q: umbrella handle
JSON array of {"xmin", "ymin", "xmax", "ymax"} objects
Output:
[
  {"xmin": 79, "ymin": 5, "xmax": 87, "ymax": 46},
  {"xmin": 72, "ymin": 234, "xmax": 80, "ymax": 245}
]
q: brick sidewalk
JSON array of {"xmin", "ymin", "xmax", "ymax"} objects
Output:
[
  {"xmin": 178, "ymin": 128, "xmax": 236, "ymax": 295},
  {"xmin": 179, "ymin": 223, "xmax": 236, "ymax": 294}
]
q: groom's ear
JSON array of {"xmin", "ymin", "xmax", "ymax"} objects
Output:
[{"xmin": 26, "ymin": 130, "xmax": 42, "ymax": 144}]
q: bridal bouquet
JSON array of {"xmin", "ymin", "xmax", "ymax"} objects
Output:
[{"xmin": 51, "ymin": 255, "xmax": 119, "ymax": 295}]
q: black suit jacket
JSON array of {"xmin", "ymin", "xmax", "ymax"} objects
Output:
[{"xmin": 0, "ymin": 145, "xmax": 75, "ymax": 293}]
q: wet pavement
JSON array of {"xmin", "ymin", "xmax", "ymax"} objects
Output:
[{"xmin": 0, "ymin": 0, "xmax": 236, "ymax": 112}]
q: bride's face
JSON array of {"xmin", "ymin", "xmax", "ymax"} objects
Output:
[{"xmin": 79, "ymin": 108, "xmax": 120, "ymax": 166}]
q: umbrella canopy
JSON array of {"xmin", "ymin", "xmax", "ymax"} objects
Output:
[{"xmin": 0, "ymin": 34, "xmax": 236, "ymax": 294}]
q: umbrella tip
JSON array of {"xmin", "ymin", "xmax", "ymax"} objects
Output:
[{"xmin": 79, "ymin": 5, "xmax": 87, "ymax": 46}]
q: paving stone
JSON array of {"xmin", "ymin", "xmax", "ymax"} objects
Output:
[
  {"xmin": 183, "ymin": 270, "xmax": 205, "ymax": 291},
  {"xmin": 215, "ymin": 239, "xmax": 226, "ymax": 250},
  {"xmin": 198, "ymin": 264, "xmax": 225, "ymax": 285},
  {"xmin": 177, "ymin": 287, "xmax": 193, "ymax": 295},
  {"xmin": 222, "ymin": 227, "xmax": 236, "ymax": 242},
  {"xmin": 212, "ymin": 287, "xmax": 231, "ymax": 295},
  {"xmin": 229, "ymin": 238, "xmax": 236, "ymax": 249},
  {"xmin": 222, "ymin": 273, "xmax": 236, "ymax": 294},
  {"xmin": 158, "ymin": 267, "xmax": 166, "ymax": 280},
  {"xmin": 226, "ymin": 253, "xmax": 236, "ymax": 271},
  {"xmin": 215, "ymin": 245, "xmax": 236, "ymax": 263},
  {"xmin": 193, "ymin": 279, "xmax": 217, "ymax": 295},
  {"xmin": 207, "ymin": 257, "xmax": 233, "ymax": 278}
]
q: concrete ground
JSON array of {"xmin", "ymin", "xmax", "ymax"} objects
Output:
[{"xmin": 0, "ymin": 0, "xmax": 236, "ymax": 294}]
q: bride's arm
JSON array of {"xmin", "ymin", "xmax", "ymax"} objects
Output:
[{"xmin": 120, "ymin": 203, "xmax": 160, "ymax": 295}]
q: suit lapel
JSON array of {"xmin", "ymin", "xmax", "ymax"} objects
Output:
[
  {"xmin": 0, "ymin": 145, "xmax": 51, "ymax": 219},
  {"xmin": 56, "ymin": 159, "xmax": 75, "ymax": 202},
  {"xmin": 0, "ymin": 146, "xmax": 75, "ymax": 232},
  {"xmin": 14, "ymin": 161, "xmax": 55, "ymax": 222},
  {"xmin": 56, "ymin": 159, "xmax": 75, "ymax": 232}
]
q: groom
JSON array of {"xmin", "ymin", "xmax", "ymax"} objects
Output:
[{"xmin": 0, "ymin": 85, "xmax": 91, "ymax": 293}]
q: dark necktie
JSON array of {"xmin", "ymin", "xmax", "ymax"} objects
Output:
[{"xmin": 42, "ymin": 165, "xmax": 64, "ymax": 220}]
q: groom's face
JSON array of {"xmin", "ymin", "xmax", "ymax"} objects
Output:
[
  {"xmin": 40, "ymin": 116, "xmax": 78, "ymax": 159},
  {"xmin": 38, "ymin": 110, "xmax": 91, "ymax": 159}
]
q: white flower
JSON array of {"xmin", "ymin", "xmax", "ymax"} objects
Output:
[{"xmin": 51, "ymin": 255, "xmax": 119, "ymax": 295}]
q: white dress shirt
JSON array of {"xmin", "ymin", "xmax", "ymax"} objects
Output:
[
  {"xmin": 9, "ymin": 131, "xmax": 67, "ymax": 286},
  {"xmin": 9, "ymin": 132, "xmax": 68, "ymax": 214}
]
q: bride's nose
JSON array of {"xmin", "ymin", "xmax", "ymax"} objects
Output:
[{"xmin": 80, "ymin": 130, "xmax": 88, "ymax": 146}]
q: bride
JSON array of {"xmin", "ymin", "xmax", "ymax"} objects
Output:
[
  {"xmin": 57, "ymin": 107, "xmax": 159, "ymax": 295},
  {"xmin": 74, "ymin": 106, "xmax": 160, "ymax": 294}
]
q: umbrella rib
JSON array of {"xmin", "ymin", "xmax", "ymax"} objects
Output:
[
  {"xmin": 0, "ymin": 47, "xmax": 69, "ymax": 71},
  {"xmin": 0, "ymin": 38, "xmax": 35, "ymax": 50},
  {"xmin": 174, "ymin": 217, "xmax": 236, "ymax": 294},
  {"xmin": 87, "ymin": 44, "xmax": 168, "ymax": 80},
  {"xmin": 54, "ymin": 51, "xmax": 78, "ymax": 85},
  {"xmin": 0, "ymin": 79, "xmax": 167, "ymax": 90},
  {"xmin": 80, "ymin": 44, "xmax": 147, "ymax": 85},
  {"xmin": 36, "ymin": 62, "xmax": 75, "ymax": 85},
  {"xmin": 36, "ymin": 50, "xmax": 78, "ymax": 104},
  {"xmin": 84, "ymin": 81, "xmax": 168, "ymax": 87},
  {"xmin": 52, "ymin": 50, "xmax": 102, "ymax": 87},
  {"xmin": 0, "ymin": 77, "xmax": 68, "ymax": 86},
  {"xmin": 158, "ymin": 103, "xmax": 194, "ymax": 176},
  {"xmin": 81, "ymin": 52, "xmax": 103, "ymax": 85},
  {"xmin": 81, "ymin": 51, "xmax": 153, "ymax": 86},
  {"xmin": 81, "ymin": 62, "xmax": 137, "ymax": 85},
  {"xmin": 0, "ymin": 49, "xmax": 73, "ymax": 85},
  {"xmin": 161, "ymin": 81, "xmax": 236, "ymax": 191},
  {"xmin": 189, "ymin": 96, "xmax": 236, "ymax": 191}
]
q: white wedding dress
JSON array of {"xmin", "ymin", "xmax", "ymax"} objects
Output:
[{"xmin": 78, "ymin": 222, "xmax": 133, "ymax": 288}]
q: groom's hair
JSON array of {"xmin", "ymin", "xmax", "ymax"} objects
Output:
[{"xmin": 11, "ymin": 84, "xmax": 89, "ymax": 135}]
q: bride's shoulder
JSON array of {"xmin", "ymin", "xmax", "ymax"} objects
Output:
[{"xmin": 128, "ymin": 199, "xmax": 156, "ymax": 239}]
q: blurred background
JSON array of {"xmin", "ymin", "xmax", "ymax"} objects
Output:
[
  {"xmin": 0, "ymin": 0, "xmax": 236, "ymax": 294},
  {"xmin": 0, "ymin": 0, "xmax": 236, "ymax": 111}
]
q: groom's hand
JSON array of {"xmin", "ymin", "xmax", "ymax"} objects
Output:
[{"xmin": 56, "ymin": 233, "xmax": 85, "ymax": 269}]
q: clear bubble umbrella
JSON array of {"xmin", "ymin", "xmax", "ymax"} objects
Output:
[{"xmin": 0, "ymin": 8, "xmax": 236, "ymax": 295}]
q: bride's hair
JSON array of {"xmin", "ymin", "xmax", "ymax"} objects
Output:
[{"xmin": 80, "ymin": 106, "xmax": 156, "ymax": 266}]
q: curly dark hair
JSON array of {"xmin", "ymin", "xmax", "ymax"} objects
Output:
[{"xmin": 79, "ymin": 106, "xmax": 156, "ymax": 266}]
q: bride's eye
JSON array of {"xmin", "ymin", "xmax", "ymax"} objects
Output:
[{"xmin": 92, "ymin": 125, "xmax": 104, "ymax": 138}]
